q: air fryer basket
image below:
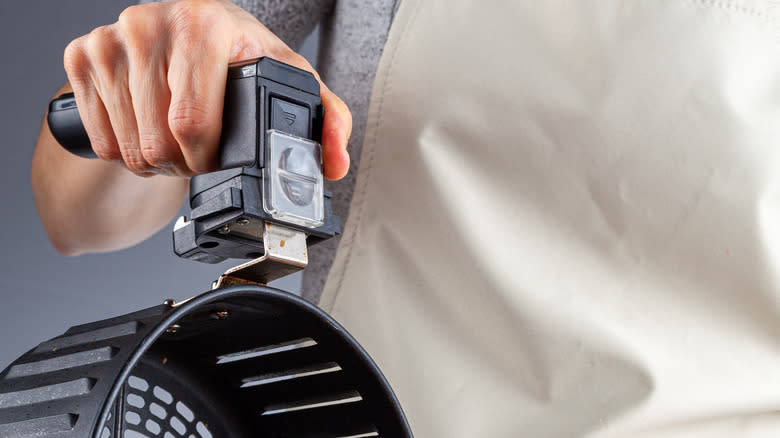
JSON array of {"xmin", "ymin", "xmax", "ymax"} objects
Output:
[{"xmin": 0, "ymin": 285, "xmax": 412, "ymax": 437}]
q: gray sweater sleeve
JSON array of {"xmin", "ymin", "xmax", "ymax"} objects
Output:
[
  {"xmin": 231, "ymin": 0, "xmax": 333, "ymax": 50},
  {"xmin": 138, "ymin": 0, "xmax": 333, "ymax": 51}
]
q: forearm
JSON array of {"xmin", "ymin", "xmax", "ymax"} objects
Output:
[{"xmin": 32, "ymin": 86, "xmax": 188, "ymax": 255}]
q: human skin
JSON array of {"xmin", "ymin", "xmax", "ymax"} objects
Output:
[{"xmin": 31, "ymin": 0, "xmax": 352, "ymax": 255}]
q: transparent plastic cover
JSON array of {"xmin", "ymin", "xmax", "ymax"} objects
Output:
[{"xmin": 263, "ymin": 130, "xmax": 324, "ymax": 228}]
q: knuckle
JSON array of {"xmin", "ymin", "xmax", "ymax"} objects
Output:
[
  {"xmin": 87, "ymin": 25, "xmax": 118, "ymax": 49},
  {"xmin": 188, "ymin": 160, "xmax": 213, "ymax": 175},
  {"xmin": 84, "ymin": 25, "xmax": 123, "ymax": 71},
  {"xmin": 84, "ymin": 26, "xmax": 126, "ymax": 83},
  {"xmin": 91, "ymin": 139, "xmax": 122, "ymax": 162},
  {"xmin": 63, "ymin": 38, "xmax": 89, "ymax": 80},
  {"xmin": 168, "ymin": 100, "xmax": 212, "ymax": 143},
  {"xmin": 123, "ymin": 152, "xmax": 153, "ymax": 174},
  {"xmin": 117, "ymin": 4, "xmax": 145, "ymax": 28},
  {"xmin": 138, "ymin": 133, "xmax": 177, "ymax": 168},
  {"xmin": 277, "ymin": 50, "xmax": 308, "ymax": 70},
  {"xmin": 170, "ymin": 0, "xmax": 226, "ymax": 43},
  {"xmin": 117, "ymin": 5, "xmax": 159, "ymax": 57}
]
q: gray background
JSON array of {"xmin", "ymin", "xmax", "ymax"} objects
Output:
[{"xmin": 0, "ymin": 1, "xmax": 316, "ymax": 370}]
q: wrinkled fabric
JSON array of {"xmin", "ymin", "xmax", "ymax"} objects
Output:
[{"xmin": 321, "ymin": 0, "xmax": 780, "ymax": 436}]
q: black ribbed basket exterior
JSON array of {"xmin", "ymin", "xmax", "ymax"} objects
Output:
[{"xmin": 0, "ymin": 285, "xmax": 412, "ymax": 438}]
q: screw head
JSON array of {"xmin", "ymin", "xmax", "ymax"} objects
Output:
[
  {"xmin": 218, "ymin": 225, "xmax": 231, "ymax": 235},
  {"xmin": 210, "ymin": 310, "xmax": 230, "ymax": 320},
  {"xmin": 166, "ymin": 324, "xmax": 181, "ymax": 334},
  {"xmin": 236, "ymin": 218, "xmax": 250, "ymax": 225},
  {"xmin": 163, "ymin": 298, "xmax": 176, "ymax": 307}
]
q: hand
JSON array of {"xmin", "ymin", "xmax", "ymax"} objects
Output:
[{"xmin": 63, "ymin": 0, "xmax": 351, "ymax": 180}]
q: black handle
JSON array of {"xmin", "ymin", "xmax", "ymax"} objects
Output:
[{"xmin": 47, "ymin": 93, "xmax": 97, "ymax": 159}]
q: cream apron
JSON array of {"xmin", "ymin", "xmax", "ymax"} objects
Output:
[{"xmin": 320, "ymin": 0, "xmax": 780, "ymax": 436}]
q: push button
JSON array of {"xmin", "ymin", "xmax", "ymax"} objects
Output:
[{"xmin": 270, "ymin": 98, "xmax": 310, "ymax": 138}]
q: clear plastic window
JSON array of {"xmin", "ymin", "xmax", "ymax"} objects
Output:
[{"xmin": 262, "ymin": 130, "xmax": 324, "ymax": 228}]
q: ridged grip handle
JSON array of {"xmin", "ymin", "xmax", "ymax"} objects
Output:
[{"xmin": 47, "ymin": 93, "xmax": 97, "ymax": 159}]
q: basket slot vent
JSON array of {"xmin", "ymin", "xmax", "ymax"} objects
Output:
[
  {"xmin": 126, "ymin": 393, "xmax": 145, "ymax": 409},
  {"xmin": 33, "ymin": 322, "xmax": 139, "ymax": 353},
  {"xmin": 128, "ymin": 376, "xmax": 149, "ymax": 392},
  {"xmin": 153, "ymin": 386, "xmax": 173, "ymax": 405},
  {"xmin": 218, "ymin": 343, "xmax": 331, "ymax": 380},
  {"xmin": 241, "ymin": 362, "xmax": 342, "ymax": 388},
  {"xmin": 217, "ymin": 338, "xmax": 317, "ymax": 364},
  {"xmin": 145, "ymin": 418, "xmax": 161, "ymax": 435},
  {"xmin": 262, "ymin": 390, "xmax": 363, "ymax": 416},
  {"xmin": 196, "ymin": 420, "xmax": 213, "ymax": 438},
  {"xmin": 6, "ymin": 347, "xmax": 116, "ymax": 379},
  {"xmin": 175, "ymin": 400, "xmax": 194, "ymax": 422},
  {"xmin": 170, "ymin": 415, "xmax": 186, "ymax": 434},
  {"xmin": 0, "ymin": 413, "xmax": 78, "ymax": 437},
  {"xmin": 125, "ymin": 411, "xmax": 141, "ymax": 426},
  {"xmin": 242, "ymin": 362, "xmax": 354, "ymax": 405},
  {"xmin": 149, "ymin": 402, "xmax": 167, "ymax": 420},
  {"xmin": 0, "ymin": 378, "xmax": 95, "ymax": 409},
  {"xmin": 257, "ymin": 402, "xmax": 379, "ymax": 437}
]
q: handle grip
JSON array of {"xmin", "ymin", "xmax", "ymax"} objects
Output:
[{"xmin": 47, "ymin": 93, "xmax": 97, "ymax": 158}]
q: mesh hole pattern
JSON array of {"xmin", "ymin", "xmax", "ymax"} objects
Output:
[{"xmin": 121, "ymin": 375, "xmax": 212, "ymax": 438}]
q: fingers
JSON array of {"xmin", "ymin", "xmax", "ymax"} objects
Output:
[
  {"xmin": 65, "ymin": 23, "xmax": 157, "ymax": 176},
  {"xmin": 129, "ymin": 57, "xmax": 188, "ymax": 176},
  {"xmin": 88, "ymin": 27, "xmax": 150, "ymax": 175},
  {"xmin": 122, "ymin": 5, "xmax": 189, "ymax": 176},
  {"xmin": 62, "ymin": 0, "xmax": 353, "ymax": 181},
  {"xmin": 63, "ymin": 30, "xmax": 122, "ymax": 163},
  {"xmin": 166, "ymin": 1, "xmax": 233, "ymax": 174}
]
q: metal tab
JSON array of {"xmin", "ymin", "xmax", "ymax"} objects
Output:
[{"xmin": 213, "ymin": 222, "xmax": 308, "ymax": 288}]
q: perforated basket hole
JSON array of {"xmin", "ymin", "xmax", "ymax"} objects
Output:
[{"xmin": 122, "ymin": 374, "xmax": 213, "ymax": 438}]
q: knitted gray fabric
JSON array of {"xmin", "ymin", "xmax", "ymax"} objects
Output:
[
  {"xmin": 232, "ymin": 0, "xmax": 334, "ymax": 51},
  {"xmin": 139, "ymin": 0, "xmax": 397, "ymax": 303}
]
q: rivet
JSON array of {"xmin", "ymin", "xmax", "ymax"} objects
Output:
[{"xmin": 211, "ymin": 310, "xmax": 230, "ymax": 320}]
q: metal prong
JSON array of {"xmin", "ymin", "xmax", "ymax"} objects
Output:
[{"xmin": 213, "ymin": 222, "xmax": 308, "ymax": 288}]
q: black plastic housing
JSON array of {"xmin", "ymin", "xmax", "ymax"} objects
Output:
[
  {"xmin": 172, "ymin": 58, "xmax": 339, "ymax": 263},
  {"xmin": 0, "ymin": 286, "xmax": 413, "ymax": 438}
]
